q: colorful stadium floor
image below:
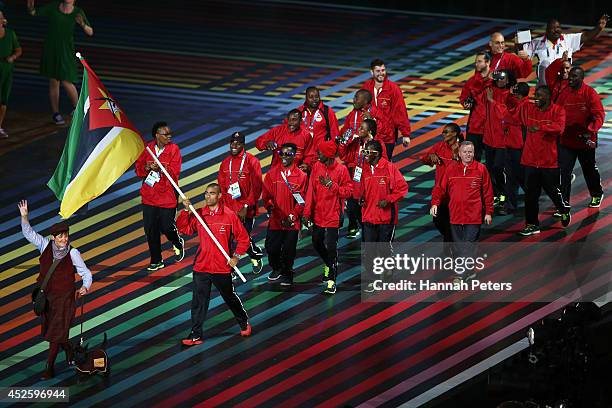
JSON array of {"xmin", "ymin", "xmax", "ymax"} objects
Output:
[{"xmin": 1, "ymin": 1, "xmax": 610, "ymax": 406}]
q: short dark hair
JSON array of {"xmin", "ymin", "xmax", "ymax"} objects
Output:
[
  {"xmin": 206, "ymin": 182, "xmax": 221, "ymax": 193},
  {"xmin": 546, "ymin": 18, "xmax": 560, "ymax": 28},
  {"xmin": 151, "ymin": 121, "xmax": 168, "ymax": 138},
  {"xmin": 363, "ymin": 118, "xmax": 377, "ymax": 136},
  {"xmin": 535, "ymin": 85, "xmax": 551, "ymax": 98},
  {"xmin": 569, "ymin": 66, "xmax": 585, "ymax": 78},
  {"xmin": 476, "ymin": 50, "xmax": 491, "ymax": 62},
  {"xmin": 356, "ymin": 89, "xmax": 372, "ymax": 104},
  {"xmin": 515, "ymin": 82, "xmax": 530, "ymax": 97},
  {"xmin": 280, "ymin": 142, "xmax": 297, "ymax": 152},
  {"xmin": 370, "ymin": 58, "xmax": 385, "ymax": 70},
  {"xmin": 365, "ymin": 139, "xmax": 382, "ymax": 153},
  {"xmin": 445, "ymin": 123, "xmax": 463, "ymax": 140},
  {"xmin": 305, "ymin": 86, "xmax": 319, "ymax": 95},
  {"xmin": 287, "ymin": 109, "xmax": 302, "ymax": 119}
]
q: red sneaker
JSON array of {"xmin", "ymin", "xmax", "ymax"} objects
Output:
[
  {"xmin": 181, "ymin": 335, "xmax": 203, "ymax": 346},
  {"xmin": 240, "ymin": 323, "xmax": 252, "ymax": 337}
]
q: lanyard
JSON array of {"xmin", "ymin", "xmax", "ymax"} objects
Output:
[
  {"xmin": 304, "ymin": 108, "xmax": 319, "ymax": 131},
  {"xmin": 494, "ymin": 53, "xmax": 503, "ymax": 70},
  {"xmin": 229, "ymin": 153, "xmax": 247, "ymax": 183},
  {"xmin": 280, "ymin": 170, "xmax": 295, "ymax": 193},
  {"xmin": 154, "ymin": 145, "xmax": 165, "ymax": 157},
  {"xmin": 357, "ymin": 143, "xmax": 367, "ymax": 166}
]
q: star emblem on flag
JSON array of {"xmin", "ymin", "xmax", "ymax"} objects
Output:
[{"xmin": 97, "ymin": 88, "xmax": 122, "ymax": 123}]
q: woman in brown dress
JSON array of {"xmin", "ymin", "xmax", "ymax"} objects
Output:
[{"xmin": 19, "ymin": 199, "xmax": 92, "ymax": 380}]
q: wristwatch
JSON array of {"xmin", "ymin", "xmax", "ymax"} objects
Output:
[{"xmin": 233, "ymin": 253, "xmax": 243, "ymax": 260}]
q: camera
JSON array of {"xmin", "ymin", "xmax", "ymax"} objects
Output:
[{"xmin": 492, "ymin": 70, "xmax": 507, "ymax": 81}]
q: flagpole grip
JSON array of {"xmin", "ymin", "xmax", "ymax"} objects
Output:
[{"xmin": 145, "ymin": 146, "xmax": 246, "ymax": 283}]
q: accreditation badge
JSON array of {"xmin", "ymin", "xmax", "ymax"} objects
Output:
[
  {"xmin": 144, "ymin": 171, "xmax": 161, "ymax": 187},
  {"xmin": 292, "ymin": 192, "xmax": 305, "ymax": 205},
  {"xmin": 228, "ymin": 182, "xmax": 242, "ymax": 199},
  {"xmin": 353, "ymin": 166, "xmax": 363, "ymax": 182}
]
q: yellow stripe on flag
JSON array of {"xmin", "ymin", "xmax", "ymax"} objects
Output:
[{"xmin": 60, "ymin": 128, "xmax": 144, "ymax": 218}]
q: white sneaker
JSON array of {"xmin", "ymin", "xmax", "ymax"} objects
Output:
[{"xmin": 53, "ymin": 113, "xmax": 65, "ymax": 125}]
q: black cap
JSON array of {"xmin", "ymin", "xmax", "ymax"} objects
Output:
[{"xmin": 229, "ymin": 132, "xmax": 245, "ymax": 143}]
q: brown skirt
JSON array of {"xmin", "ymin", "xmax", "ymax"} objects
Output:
[{"xmin": 41, "ymin": 290, "xmax": 75, "ymax": 343}]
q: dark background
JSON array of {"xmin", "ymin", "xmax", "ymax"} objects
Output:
[{"xmin": 311, "ymin": 0, "xmax": 606, "ymax": 26}]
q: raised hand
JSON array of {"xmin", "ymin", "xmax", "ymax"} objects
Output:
[{"xmin": 18, "ymin": 200, "xmax": 28, "ymax": 217}]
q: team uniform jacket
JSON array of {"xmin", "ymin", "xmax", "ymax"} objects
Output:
[
  {"xmin": 489, "ymin": 51, "xmax": 532, "ymax": 79},
  {"xmin": 432, "ymin": 160, "xmax": 494, "ymax": 225},
  {"xmin": 298, "ymin": 102, "xmax": 340, "ymax": 167},
  {"xmin": 218, "ymin": 150, "xmax": 263, "ymax": 219},
  {"xmin": 556, "ymin": 82, "xmax": 605, "ymax": 149},
  {"xmin": 421, "ymin": 140, "xmax": 460, "ymax": 204},
  {"xmin": 256, "ymin": 124, "xmax": 311, "ymax": 169},
  {"xmin": 545, "ymin": 58, "xmax": 569, "ymax": 102},
  {"xmin": 460, "ymin": 73, "xmax": 492, "ymax": 135},
  {"xmin": 361, "ymin": 78, "xmax": 411, "ymax": 144},
  {"xmin": 262, "ymin": 163, "xmax": 308, "ymax": 231},
  {"xmin": 303, "ymin": 161, "xmax": 353, "ymax": 228},
  {"xmin": 507, "ymin": 102, "xmax": 566, "ymax": 168},
  {"xmin": 176, "ymin": 205, "xmax": 249, "ymax": 274},
  {"xmin": 360, "ymin": 158, "xmax": 409, "ymax": 225},
  {"xmin": 135, "ymin": 141, "xmax": 182, "ymax": 208}
]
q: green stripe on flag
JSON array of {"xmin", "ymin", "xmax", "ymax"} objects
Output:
[{"xmin": 47, "ymin": 69, "xmax": 90, "ymax": 201}]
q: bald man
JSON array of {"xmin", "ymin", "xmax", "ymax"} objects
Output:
[{"xmin": 488, "ymin": 32, "xmax": 532, "ymax": 80}]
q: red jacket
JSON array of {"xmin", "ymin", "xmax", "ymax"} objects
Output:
[
  {"xmin": 135, "ymin": 141, "xmax": 182, "ymax": 208},
  {"xmin": 218, "ymin": 150, "xmax": 263, "ymax": 219},
  {"xmin": 500, "ymin": 95, "xmax": 527, "ymax": 149},
  {"xmin": 361, "ymin": 78, "xmax": 411, "ymax": 143},
  {"xmin": 490, "ymin": 52, "xmax": 532, "ymax": 79},
  {"xmin": 545, "ymin": 58, "xmax": 570, "ymax": 102},
  {"xmin": 422, "ymin": 140, "xmax": 460, "ymax": 204},
  {"xmin": 460, "ymin": 73, "xmax": 492, "ymax": 135},
  {"xmin": 298, "ymin": 102, "xmax": 340, "ymax": 167},
  {"xmin": 338, "ymin": 104, "xmax": 384, "ymax": 145},
  {"xmin": 360, "ymin": 158, "xmax": 409, "ymax": 225},
  {"xmin": 509, "ymin": 102, "xmax": 566, "ymax": 168},
  {"xmin": 481, "ymin": 86, "xmax": 511, "ymax": 148},
  {"xmin": 176, "ymin": 205, "xmax": 249, "ymax": 274},
  {"xmin": 339, "ymin": 137, "xmax": 387, "ymax": 200},
  {"xmin": 556, "ymin": 82, "xmax": 605, "ymax": 149},
  {"xmin": 303, "ymin": 161, "xmax": 353, "ymax": 228},
  {"xmin": 262, "ymin": 163, "xmax": 308, "ymax": 230},
  {"xmin": 256, "ymin": 124, "xmax": 311, "ymax": 169},
  {"xmin": 432, "ymin": 160, "xmax": 494, "ymax": 225}
]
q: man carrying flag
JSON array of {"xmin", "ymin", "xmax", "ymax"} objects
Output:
[{"xmin": 47, "ymin": 54, "xmax": 145, "ymax": 219}]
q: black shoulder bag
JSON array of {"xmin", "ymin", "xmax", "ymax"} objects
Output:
[{"xmin": 31, "ymin": 259, "xmax": 61, "ymax": 316}]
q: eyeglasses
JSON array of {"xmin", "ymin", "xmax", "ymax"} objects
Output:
[
  {"xmin": 157, "ymin": 132, "xmax": 172, "ymax": 137},
  {"xmin": 362, "ymin": 150, "xmax": 380, "ymax": 156},
  {"xmin": 278, "ymin": 151, "xmax": 296, "ymax": 157}
]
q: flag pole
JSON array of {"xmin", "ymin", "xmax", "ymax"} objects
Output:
[
  {"xmin": 145, "ymin": 146, "xmax": 247, "ymax": 283},
  {"xmin": 75, "ymin": 52, "xmax": 246, "ymax": 282}
]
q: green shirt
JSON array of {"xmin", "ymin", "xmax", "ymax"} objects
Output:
[{"xmin": 0, "ymin": 28, "xmax": 20, "ymax": 62}]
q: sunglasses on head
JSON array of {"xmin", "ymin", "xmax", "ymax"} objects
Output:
[
  {"xmin": 362, "ymin": 149, "xmax": 380, "ymax": 156},
  {"xmin": 278, "ymin": 151, "xmax": 296, "ymax": 157}
]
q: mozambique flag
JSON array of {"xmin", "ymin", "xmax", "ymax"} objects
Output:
[{"xmin": 48, "ymin": 55, "xmax": 145, "ymax": 218}]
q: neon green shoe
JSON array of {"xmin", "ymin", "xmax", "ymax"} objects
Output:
[{"xmin": 323, "ymin": 280, "xmax": 336, "ymax": 295}]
